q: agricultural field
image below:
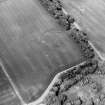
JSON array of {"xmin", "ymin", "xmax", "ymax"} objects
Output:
[
  {"xmin": 62, "ymin": 0, "xmax": 105, "ymax": 56},
  {"xmin": 0, "ymin": 0, "xmax": 83, "ymax": 104},
  {"xmin": 0, "ymin": 0, "xmax": 105, "ymax": 105}
]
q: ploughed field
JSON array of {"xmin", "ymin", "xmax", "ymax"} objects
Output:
[{"xmin": 0, "ymin": 0, "xmax": 83, "ymax": 104}]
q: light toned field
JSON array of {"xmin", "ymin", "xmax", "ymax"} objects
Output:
[
  {"xmin": 62, "ymin": 0, "xmax": 105, "ymax": 57},
  {"xmin": 0, "ymin": 0, "xmax": 83, "ymax": 103}
]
